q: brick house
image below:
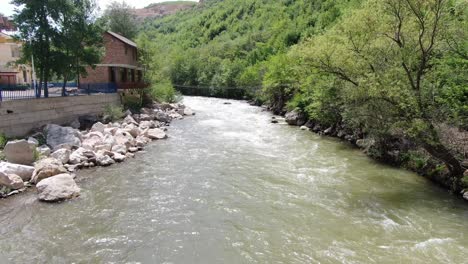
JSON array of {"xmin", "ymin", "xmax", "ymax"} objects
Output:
[{"xmin": 79, "ymin": 31, "xmax": 147, "ymax": 90}]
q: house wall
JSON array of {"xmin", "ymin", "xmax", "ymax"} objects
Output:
[
  {"xmin": 0, "ymin": 34, "xmax": 31, "ymax": 85},
  {"xmin": 80, "ymin": 66, "xmax": 110, "ymax": 84},
  {"xmin": 101, "ymin": 33, "xmax": 138, "ymax": 66},
  {"xmin": 0, "ymin": 94, "xmax": 121, "ymax": 137}
]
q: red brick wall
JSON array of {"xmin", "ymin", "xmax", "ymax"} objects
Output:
[
  {"xmin": 101, "ymin": 33, "xmax": 138, "ymax": 66},
  {"xmin": 80, "ymin": 66, "xmax": 109, "ymax": 84}
]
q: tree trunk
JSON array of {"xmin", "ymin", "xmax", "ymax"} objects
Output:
[
  {"xmin": 422, "ymin": 141, "xmax": 464, "ymax": 191},
  {"xmin": 62, "ymin": 75, "xmax": 68, "ymax": 96}
]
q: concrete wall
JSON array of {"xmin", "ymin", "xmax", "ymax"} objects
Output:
[{"xmin": 0, "ymin": 94, "xmax": 121, "ymax": 137}]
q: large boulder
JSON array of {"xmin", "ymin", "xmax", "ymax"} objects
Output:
[
  {"xmin": 111, "ymin": 144, "xmax": 127, "ymax": 155},
  {"xmin": 285, "ymin": 109, "xmax": 306, "ymax": 126},
  {"xmin": 69, "ymin": 147, "xmax": 95, "ymax": 165},
  {"xmin": 0, "ymin": 172, "xmax": 24, "ymax": 190},
  {"xmin": 44, "ymin": 124, "xmax": 82, "ymax": 150},
  {"xmin": 36, "ymin": 174, "xmax": 80, "ymax": 202},
  {"xmin": 31, "ymin": 158, "xmax": 68, "ymax": 184},
  {"xmin": 183, "ymin": 107, "xmax": 195, "ymax": 116},
  {"xmin": 51, "ymin": 149, "xmax": 71, "ymax": 164},
  {"xmin": 123, "ymin": 115, "xmax": 138, "ymax": 126},
  {"xmin": 0, "ymin": 162, "xmax": 35, "ymax": 181},
  {"xmin": 114, "ymin": 130, "xmax": 135, "ymax": 148},
  {"xmin": 96, "ymin": 154, "xmax": 115, "ymax": 166},
  {"xmin": 90, "ymin": 122, "xmax": 105, "ymax": 133},
  {"xmin": 3, "ymin": 140, "xmax": 37, "ymax": 165},
  {"xmin": 147, "ymin": 128, "xmax": 167, "ymax": 140},
  {"xmin": 112, "ymin": 152, "xmax": 126, "ymax": 162},
  {"xmin": 154, "ymin": 111, "xmax": 171, "ymax": 123}
]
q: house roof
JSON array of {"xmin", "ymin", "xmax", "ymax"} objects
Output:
[{"xmin": 107, "ymin": 31, "xmax": 137, "ymax": 48}]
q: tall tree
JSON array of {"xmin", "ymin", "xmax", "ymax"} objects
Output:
[
  {"xmin": 103, "ymin": 1, "xmax": 137, "ymax": 40},
  {"xmin": 12, "ymin": 0, "xmax": 104, "ymax": 96}
]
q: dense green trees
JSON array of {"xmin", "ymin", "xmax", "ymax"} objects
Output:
[
  {"xmin": 102, "ymin": 1, "xmax": 138, "ymax": 40},
  {"xmin": 289, "ymin": 0, "xmax": 467, "ymax": 186},
  {"xmin": 140, "ymin": 0, "xmax": 467, "ymax": 190}
]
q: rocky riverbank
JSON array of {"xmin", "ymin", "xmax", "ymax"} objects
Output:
[
  {"xmin": 267, "ymin": 107, "xmax": 468, "ymax": 201},
  {"xmin": 0, "ymin": 102, "xmax": 195, "ymax": 202}
]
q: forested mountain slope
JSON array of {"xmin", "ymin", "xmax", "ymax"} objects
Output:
[{"xmin": 138, "ymin": 0, "xmax": 468, "ymax": 194}]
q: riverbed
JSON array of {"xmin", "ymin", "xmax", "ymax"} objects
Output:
[{"xmin": 0, "ymin": 96, "xmax": 467, "ymax": 263}]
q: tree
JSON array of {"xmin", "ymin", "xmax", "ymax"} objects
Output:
[
  {"xmin": 103, "ymin": 1, "xmax": 138, "ymax": 40},
  {"xmin": 54, "ymin": 0, "xmax": 104, "ymax": 95},
  {"xmin": 296, "ymin": 0, "xmax": 466, "ymax": 189},
  {"xmin": 12, "ymin": 0, "xmax": 103, "ymax": 97}
]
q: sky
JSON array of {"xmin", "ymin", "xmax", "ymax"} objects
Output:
[{"xmin": 0, "ymin": 0, "xmax": 199, "ymax": 17}]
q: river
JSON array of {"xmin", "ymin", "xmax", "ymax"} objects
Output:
[{"xmin": 0, "ymin": 96, "xmax": 467, "ymax": 263}]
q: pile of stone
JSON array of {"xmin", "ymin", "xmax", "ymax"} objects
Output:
[{"xmin": 0, "ymin": 103, "xmax": 195, "ymax": 202}]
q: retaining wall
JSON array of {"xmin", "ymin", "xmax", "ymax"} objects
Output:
[{"xmin": 0, "ymin": 94, "xmax": 121, "ymax": 137}]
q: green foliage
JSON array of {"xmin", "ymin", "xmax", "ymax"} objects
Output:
[
  {"xmin": 0, "ymin": 133, "xmax": 7, "ymax": 149},
  {"xmin": 138, "ymin": 0, "xmax": 358, "ymax": 96},
  {"xmin": 102, "ymin": 1, "xmax": 138, "ymax": 40},
  {"xmin": 148, "ymin": 80, "xmax": 179, "ymax": 103},
  {"xmin": 104, "ymin": 104, "xmax": 125, "ymax": 122}
]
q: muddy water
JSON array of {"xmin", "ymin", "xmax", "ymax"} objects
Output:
[{"xmin": 0, "ymin": 96, "xmax": 467, "ymax": 263}]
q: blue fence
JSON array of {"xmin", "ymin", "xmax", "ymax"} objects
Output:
[
  {"xmin": 0, "ymin": 82, "xmax": 117, "ymax": 102},
  {"xmin": 78, "ymin": 83, "xmax": 117, "ymax": 94}
]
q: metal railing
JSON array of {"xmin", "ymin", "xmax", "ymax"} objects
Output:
[
  {"xmin": 0, "ymin": 82, "xmax": 149, "ymax": 101},
  {"xmin": 78, "ymin": 83, "xmax": 118, "ymax": 94}
]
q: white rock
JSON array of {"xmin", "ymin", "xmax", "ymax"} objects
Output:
[
  {"xmin": 114, "ymin": 130, "xmax": 135, "ymax": 148},
  {"xmin": 90, "ymin": 122, "xmax": 105, "ymax": 133},
  {"xmin": 3, "ymin": 140, "xmax": 36, "ymax": 165},
  {"xmin": 183, "ymin": 107, "xmax": 195, "ymax": 116},
  {"xmin": 37, "ymin": 145, "xmax": 51, "ymax": 157},
  {"xmin": 123, "ymin": 115, "xmax": 138, "ymax": 126},
  {"xmin": 27, "ymin": 137, "xmax": 39, "ymax": 146},
  {"xmin": 0, "ymin": 162, "xmax": 35, "ymax": 181},
  {"xmin": 139, "ymin": 120, "xmax": 155, "ymax": 129},
  {"xmin": 147, "ymin": 128, "xmax": 167, "ymax": 140},
  {"xmin": 111, "ymin": 144, "xmax": 127, "ymax": 155},
  {"xmin": 36, "ymin": 174, "xmax": 80, "ymax": 202},
  {"xmin": 139, "ymin": 114, "xmax": 152, "ymax": 121},
  {"xmin": 96, "ymin": 154, "xmax": 115, "ymax": 166},
  {"xmin": 31, "ymin": 157, "xmax": 68, "ymax": 184},
  {"xmin": 0, "ymin": 172, "xmax": 24, "ymax": 190},
  {"xmin": 51, "ymin": 149, "xmax": 71, "ymax": 164},
  {"xmin": 300, "ymin": 126, "xmax": 309, "ymax": 131},
  {"xmin": 112, "ymin": 152, "xmax": 126, "ymax": 162}
]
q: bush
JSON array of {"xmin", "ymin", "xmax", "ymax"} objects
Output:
[
  {"xmin": 0, "ymin": 133, "xmax": 7, "ymax": 149},
  {"xmin": 148, "ymin": 80, "xmax": 179, "ymax": 103},
  {"xmin": 104, "ymin": 104, "xmax": 124, "ymax": 122}
]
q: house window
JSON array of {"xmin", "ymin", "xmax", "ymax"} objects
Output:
[
  {"xmin": 131, "ymin": 69, "xmax": 135, "ymax": 82},
  {"xmin": 23, "ymin": 70, "xmax": 27, "ymax": 82},
  {"xmin": 11, "ymin": 45, "xmax": 20, "ymax": 58},
  {"xmin": 120, "ymin": 68, "xmax": 127, "ymax": 82},
  {"xmin": 137, "ymin": 70, "xmax": 142, "ymax": 82},
  {"xmin": 110, "ymin": 67, "xmax": 116, "ymax": 82}
]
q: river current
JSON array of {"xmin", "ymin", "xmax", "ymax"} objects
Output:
[{"xmin": 0, "ymin": 96, "xmax": 467, "ymax": 263}]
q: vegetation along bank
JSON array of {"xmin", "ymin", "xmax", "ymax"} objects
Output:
[{"xmin": 136, "ymin": 0, "xmax": 467, "ymax": 198}]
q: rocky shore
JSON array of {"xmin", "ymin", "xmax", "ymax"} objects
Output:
[
  {"xmin": 0, "ymin": 102, "xmax": 195, "ymax": 202},
  {"xmin": 267, "ymin": 107, "xmax": 468, "ymax": 201}
]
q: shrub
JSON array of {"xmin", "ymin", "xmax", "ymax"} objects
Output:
[
  {"xmin": 148, "ymin": 80, "xmax": 179, "ymax": 103},
  {"xmin": 104, "ymin": 104, "xmax": 124, "ymax": 122},
  {"xmin": 0, "ymin": 133, "xmax": 7, "ymax": 149}
]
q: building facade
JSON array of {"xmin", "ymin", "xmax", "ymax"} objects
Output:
[
  {"xmin": 0, "ymin": 32, "xmax": 32, "ymax": 87},
  {"xmin": 80, "ymin": 31, "xmax": 146, "ymax": 90}
]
